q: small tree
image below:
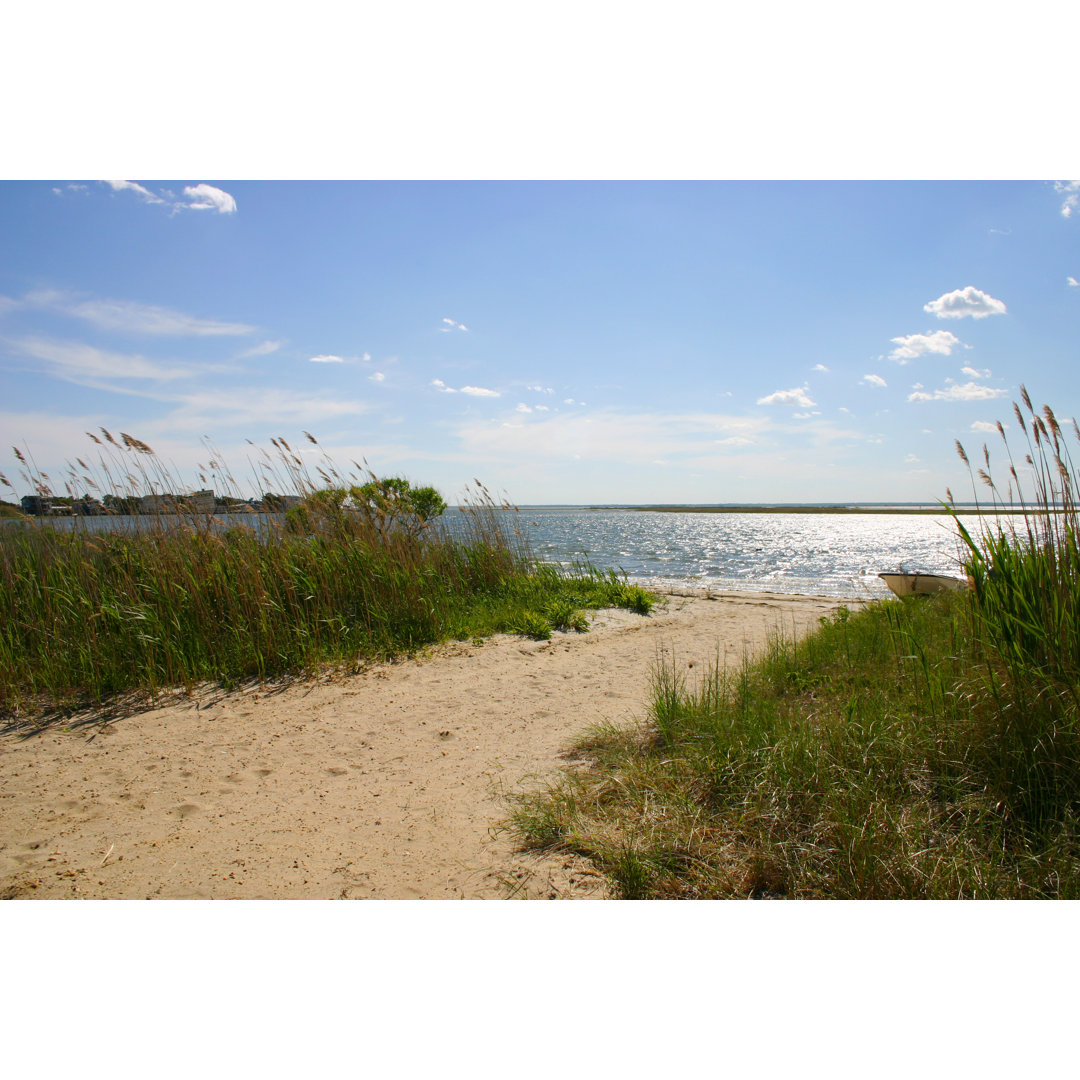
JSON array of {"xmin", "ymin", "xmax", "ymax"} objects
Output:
[{"xmin": 351, "ymin": 477, "xmax": 447, "ymax": 538}]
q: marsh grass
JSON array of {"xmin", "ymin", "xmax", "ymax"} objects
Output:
[
  {"xmin": 1, "ymin": 433, "xmax": 652, "ymax": 727},
  {"xmin": 506, "ymin": 391, "xmax": 1080, "ymax": 898}
]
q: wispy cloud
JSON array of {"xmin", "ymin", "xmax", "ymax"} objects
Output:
[
  {"xmin": 812, "ymin": 363, "xmax": 829, "ymax": 372},
  {"xmin": 757, "ymin": 386, "xmax": 815, "ymax": 407},
  {"xmin": 158, "ymin": 388, "xmax": 369, "ymax": 432},
  {"xmin": 1068, "ymin": 276, "xmax": 1079, "ymax": 288},
  {"xmin": 103, "ymin": 180, "xmax": 166, "ymax": 205},
  {"xmin": 961, "ymin": 365, "xmax": 991, "ymax": 378},
  {"xmin": 971, "ymin": 420, "xmax": 1005, "ymax": 433},
  {"xmin": 908, "ymin": 381, "xmax": 1007, "ymax": 402},
  {"xmin": 368, "ymin": 372, "xmax": 385, "ymax": 383},
  {"xmin": 862, "ymin": 374, "xmax": 887, "ymax": 388},
  {"xmin": 18, "ymin": 290, "xmax": 255, "ymax": 337},
  {"xmin": 889, "ymin": 330, "xmax": 964, "ymax": 362},
  {"xmin": 431, "ymin": 379, "xmax": 498, "ymax": 397},
  {"xmin": 308, "ymin": 354, "xmax": 344, "ymax": 364},
  {"xmin": 1055, "ymin": 180, "xmax": 1080, "ymax": 219},
  {"xmin": 526, "ymin": 385, "xmax": 555, "ymax": 393},
  {"xmin": 923, "ymin": 286, "xmax": 1007, "ymax": 320},
  {"xmin": 52, "ymin": 183, "xmax": 89, "ymax": 197},
  {"xmin": 440, "ymin": 317, "xmax": 469, "ymax": 332},
  {"xmin": 8, "ymin": 336, "xmax": 200, "ymax": 383},
  {"xmin": 238, "ymin": 340, "xmax": 284, "ymax": 358}
]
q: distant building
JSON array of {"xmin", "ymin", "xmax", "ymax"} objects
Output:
[
  {"xmin": 138, "ymin": 489, "xmax": 216, "ymax": 514},
  {"xmin": 20, "ymin": 495, "xmax": 51, "ymax": 516}
]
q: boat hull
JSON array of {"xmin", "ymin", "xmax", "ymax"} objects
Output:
[{"xmin": 878, "ymin": 572, "xmax": 968, "ymax": 597}]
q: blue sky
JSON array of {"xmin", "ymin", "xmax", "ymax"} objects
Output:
[{"xmin": 2, "ymin": 179, "xmax": 1078, "ymax": 505}]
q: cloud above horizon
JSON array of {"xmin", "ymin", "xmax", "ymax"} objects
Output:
[
  {"xmin": 757, "ymin": 386, "xmax": 815, "ymax": 407},
  {"xmin": 908, "ymin": 381, "xmax": 1007, "ymax": 402},
  {"xmin": 889, "ymin": 330, "xmax": 964, "ymax": 362},
  {"xmin": 923, "ymin": 287, "xmax": 1007, "ymax": 320},
  {"xmin": 15, "ymin": 290, "xmax": 255, "ymax": 337}
]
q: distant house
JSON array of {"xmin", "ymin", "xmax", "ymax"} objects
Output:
[
  {"xmin": 20, "ymin": 495, "xmax": 52, "ymax": 516},
  {"xmin": 138, "ymin": 489, "xmax": 216, "ymax": 514}
]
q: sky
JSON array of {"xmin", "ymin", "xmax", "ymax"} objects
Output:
[{"xmin": 3, "ymin": 179, "xmax": 1078, "ymax": 505}]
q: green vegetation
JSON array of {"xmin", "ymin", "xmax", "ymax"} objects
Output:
[
  {"xmin": 507, "ymin": 389, "xmax": 1080, "ymax": 898},
  {"xmin": 0, "ymin": 434, "xmax": 653, "ymax": 728}
]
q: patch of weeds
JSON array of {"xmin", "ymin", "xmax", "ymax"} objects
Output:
[
  {"xmin": 618, "ymin": 585, "xmax": 656, "ymax": 616},
  {"xmin": 510, "ymin": 610, "xmax": 553, "ymax": 640},
  {"xmin": 544, "ymin": 599, "xmax": 589, "ymax": 633}
]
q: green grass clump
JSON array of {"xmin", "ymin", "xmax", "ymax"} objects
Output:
[
  {"xmin": 506, "ymin": 390, "xmax": 1080, "ymax": 899},
  {"xmin": 0, "ymin": 434, "xmax": 655, "ymax": 727}
]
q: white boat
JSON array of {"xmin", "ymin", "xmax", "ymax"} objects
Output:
[{"xmin": 878, "ymin": 571, "xmax": 969, "ymax": 597}]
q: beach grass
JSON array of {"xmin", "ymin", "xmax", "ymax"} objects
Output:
[
  {"xmin": 0, "ymin": 433, "xmax": 654, "ymax": 727},
  {"xmin": 506, "ymin": 389, "xmax": 1080, "ymax": 899}
]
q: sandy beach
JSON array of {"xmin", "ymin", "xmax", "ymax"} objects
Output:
[{"xmin": 1, "ymin": 589, "xmax": 855, "ymax": 900}]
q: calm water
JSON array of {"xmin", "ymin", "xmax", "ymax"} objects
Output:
[
  {"xmin": 505, "ymin": 508, "xmax": 972, "ymax": 600},
  {"xmin": 10, "ymin": 507, "xmax": 975, "ymax": 600}
]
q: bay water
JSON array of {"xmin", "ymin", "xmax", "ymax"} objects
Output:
[{"xmin": 13, "ymin": 506, "xmax": 977, "ymax": 601}]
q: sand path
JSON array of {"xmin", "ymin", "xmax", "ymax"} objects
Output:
[{"xmin": 0, "ymin": 590, "xmax": 855, "ymax": 900}]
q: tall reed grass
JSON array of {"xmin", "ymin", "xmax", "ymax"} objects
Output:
[
  {"xmin": 506, "ymin": 391, "xmax": 1080, "ymax": 898},
  {"xmin": 1, "ymin": 432, "xmax": 652, "ymax": 727}
]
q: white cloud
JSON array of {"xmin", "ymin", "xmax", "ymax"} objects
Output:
[
  {"xmin": 889, "ymin": 330, "xmax": 964, "ymax": 362},
  {"xmin": 308, "ymin": 354, "xmax": 344, "ymax": 364},
  {"xmin": 238, "ymin": 340, "xmax": 284, "ymax": 358},
  {"xmin": 440, "ymin": 317, "xmax": 469, "ymax": 332},
  {"xmin": 22, "ymin": 291, "xmax": 255, "ymax": 337},
  {"xmin": 431, "ymin": 379, "xmax": 454, "ymax": 392},
  {"xmin": 527, "ymin": 385, "xmax": 555, "ymax": 394},
  {"xmin": 908, "ymin": 381, "xmax": 1007, "ymax": 402},
  {"xmin": 961, "ymin": 365, "xmax": 991, "ymax": 378},
  {"xmin": 1055, "ymin": 180, "xmax": 1080, "ymax": 218},
  {"xmin": 923, "ymin": 287, "xmax": 1007, "ymax": 320},
  {"xmin": 9, "ymin": 336, "xmax": 196, "ymax": 383},
  {"xmin": 757, "ymin": 386, "xmax": 815, "ymax": 407},
  {"xmin": 159, "ymin": 388, "xmax": 368, "ymax": 432},
  {"xmin": 460, "ymin": 385, "xmax": 499, "ymax": 397},
  {"xmin": 368, "ymin": 372, "xmax": 385, "ymax": 383},
  {"xmin": 862, "ymin": 374, "xmax": 887, "ymax": 388},
  {"xmin": 182, "ymin": 184, "xmax": 237, "ymax": 214},
  {"xmin": 1068, "ymin": 276, "xmax": 1079, "ymax": 288},
  {"xmin": 812, "ymin": 363, "xmax": 829, "ymax": 372},
  {"xmin": 971, "ymin": 420, "xmax": 1005, "ymax": 433},
  {"xmin": 515, "ymin": 403, "xmax": 532, "ymax": 413},
  {"xmin": 904, "ymin": 454, "xmax": 920, "ymax": 463},
  {"xmin": 102, "ymin": 180, "xmax": 166, "ymax": 205}
]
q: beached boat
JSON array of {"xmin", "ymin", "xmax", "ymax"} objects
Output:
[{"xmin": 878, "ymin": 571, "xmax": 969, "ymax": 597}]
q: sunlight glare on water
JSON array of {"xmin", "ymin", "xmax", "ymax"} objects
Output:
[{"xmin": 510, "ymin": 509, "xmax": 972, "ymax": 599}]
